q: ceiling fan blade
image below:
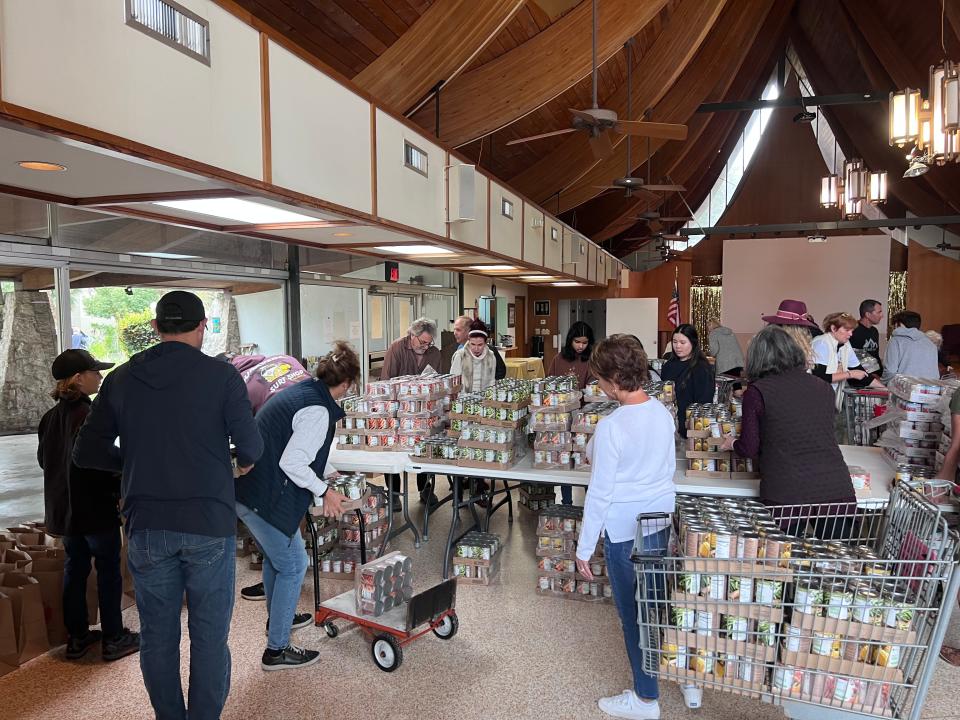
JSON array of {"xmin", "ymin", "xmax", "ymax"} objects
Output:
[
  {"xmin": 588, "ymin": 132, "xmax": 614, "ymax": 161},
  {"xmin": 639, "ymin": 184, "xmax": 686, "ymax": 192},
  {"xmin": 593, "ymin": 186, "xmax": 621, "ymax": 190},
  {"xmin": 648, "ymin": 220, "xmax": 663, "ymax": 233},
  {"xmin": 506, "ymin": 128, "xmax": 578, "ymax": 146},
  {"xmin": 658, "ymin": 216, "xmax": 693, "ymax": 222},
  {"xmin": 613, "ymin": 120, "xmax": 688, "ymax": 141},
  {"xmin": 570, "ymin": 108, "xmax": 601, "ymax": 125}
]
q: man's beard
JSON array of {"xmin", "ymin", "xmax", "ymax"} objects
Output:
[{"xmin": 413, "ymin": 346, "xmax": 428, "ymax": 355}]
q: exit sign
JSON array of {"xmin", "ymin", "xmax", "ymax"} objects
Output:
[{"xmin": 385, "ymin": 261, "xmax": 399, "ymax": 283}]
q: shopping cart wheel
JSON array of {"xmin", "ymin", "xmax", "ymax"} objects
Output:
[
  {"xmin": 371, "ymin": 634, "xmax": 403, "ymax": 672},
  {"xmin": 323, "ymin": 623, "xmax": 338, "ymax": 639},
  {"xmin": 432, "ymin": 612, "xmax": 458, "ymax": 640}
]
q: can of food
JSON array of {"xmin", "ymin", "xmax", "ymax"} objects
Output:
[
  {"xmin": 552, "ymin": 537, "xmax": 564, "ymax": 551},
  {"xmin": 755, "ymin": 579, "xmax": 783, "ymax": 604},
  {"xmin": 671, "ymin": 607, "xmax": 696, "ymax": 631},
  {"xmin": 685, "ymin": 526, "xmax": 708, "ymax": 559},
  {"xmin": 321, "ymin": 557, "xmax": 331, "ymax": 572},
  {"xmin": 875, "ymin": 644, "xmax": 902, "ymax": 668},
  {"xmin": 833, "ymin": 677, "xmax": 860, "ymax": 703},
  {"xmin": 678, "ymin": 572, "xmax": 701, "ymax": 594},
  {"xmin": 696, "ymin": 610, "xmax": 716, "ymax": 636},
  {"xmin": 603, "ymin": 583, "xmax": 613, "ymax": 598},
  {"xmin": 691, "ymin": 649, "xmax": 714, "ymax": 674},
  {"xmin": 538, "ymin": 576, "xmax": 551, "ymax": 590},
  {"xmin": 332, "ymin": 559, "xmax": 343, "ymax": 573},
  {"xmin": 884, "ymin": 590, "xmax": 914, "ymax": 630},
  {"xmin": 825, "ymin": 583, "xmax": 854, "ymax": 620},
  {"xmin": 811, "ymin": 632, "xmax": 841, "ymax": 658},
  {"xmin": 577, "ymin": 581, "xmax": 591, "ymax": 595},
  {"xmin": 801, "ymin": 670, "xmax": 827, "ymax": 700},
  {"xmin": 590, "ymin": 582, "xmax": 599, "ymax": 597},
  {"xmin": 783, "ymin": 623, "xmax": 811, "ymax": 653},
  {"xmin": 708, "ymin": 574, "xmax": 726, "ymax": 600},
  {"xmin": 590, "ymin": 561, "xmax": 604, "ymax": 577},
  {"xmin": 756, "ymin": 620, "xmax": 776, "ymax": 647},
  {"xmin": 852, "ymin": 586, "xmax": 883, "ymax": 625},
  {"xmin": 773, "ymin": 665, "xmax": 802, "ymax": 692},
  {"xmin": 793, "ymin": 579, "xmax": 822, "ymax": 615},
  {"xmin": 728, "ymin": 576, "xmax": 753, "ymax": 603},
  {"xmin": 763, "ymin": 534, "xmax": 794, "ymax": 567},
  {"xmin": 736, "ymin": 532, "xmax": 760, "ymax": 560},
  {"xmin": 714, "ymin": 530, "xmax": 734, "ymax": 559},
  {"xmin": 343, "ymin": 560, "xmax": 354, "ymax": 573},
  {"xmin": 723, "ymin": 615, "xmax": 749, "ymax": 641},
  {"xmin": 842, "ymin": 639, "xmax": 871, "ymax": 663}
]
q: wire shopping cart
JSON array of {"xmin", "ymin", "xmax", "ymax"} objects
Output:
[
  {"xmin": 843, "ymin": 388, "xmax": 890, "ymax": 446},
  {"xmin": 632, "ymin": 485, "xmax": 960, "ymax": 720}
]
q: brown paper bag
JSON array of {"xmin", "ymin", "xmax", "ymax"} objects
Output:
[
  {"xmin": 0, "ymin": 592, "xmax": 19, "ymax": 676},
  {"xmin": 2, "ymin": 550, "xmax": 32, "ymax": 571},
  {"xmin": 28, "ymin": 558, "xmax": 67, "ymax": 647},
  {"xmin": 0, "ymin": 574, "xmax": 49, "ymax": 664}
]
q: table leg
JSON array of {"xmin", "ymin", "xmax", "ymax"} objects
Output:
[
  {"xmin": 423, "ymin": 474, "xmax": 454, "ymax": 542},
  {"xmin": 401, "ymin": 471, "xmax": 422, "ymax": 549},
  {"xmin": 442, "ymin": 478, "xmax": 462, "ymax": 580}
]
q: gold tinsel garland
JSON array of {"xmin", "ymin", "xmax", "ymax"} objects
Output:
[
  {"xmin": 690, "ymin": 277, "xmax": 722, "ymax": 346},
  {"xmin": 887, "ymin": 271, "xmax": 907, "ymax": 334}
]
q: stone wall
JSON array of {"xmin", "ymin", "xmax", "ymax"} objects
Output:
[
  {"xmin": 200, "ymin": 292, "xmax": 241, "ymax": 356},
  {"xmin": 0, "ymin": 291, "xmax": 57, "ymax": 432}
]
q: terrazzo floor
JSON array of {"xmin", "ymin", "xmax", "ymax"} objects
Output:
[{"xmin": 2, "ymin": 439, "xmax": 960, "ymax": 719}]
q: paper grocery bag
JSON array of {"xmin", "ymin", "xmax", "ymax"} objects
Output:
[
  {"xmin": 28, "ymin": 558, "xmax": 67, "ymax": 647},
  {"xmin": 0, "ymin": 592, "xmax": 19, "ymax": 676},
  {"xmin": 0, "ymin": 573, "xmax": 49, "ymax": 663}
]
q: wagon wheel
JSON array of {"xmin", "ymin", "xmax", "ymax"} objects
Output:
[
  {"xmin": 371, "ymin": 633, "xmax": 403, "ymax": 672},
  {"xmin": 432, "ymin": 612, "xmax": 459, "ymax": 640}
]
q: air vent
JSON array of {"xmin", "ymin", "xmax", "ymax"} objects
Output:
[{"xmin": 125, "ymin": 0, "xmax": 210, "ymax": 65}]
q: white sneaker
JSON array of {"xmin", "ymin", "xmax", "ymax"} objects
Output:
[
  {"xmin": 598, "ymin": 690, "xmax": 661, "ymax": 720},
  {"xmin": 681, "ymin": 684, "xmax": 703, "ymax": 709}
]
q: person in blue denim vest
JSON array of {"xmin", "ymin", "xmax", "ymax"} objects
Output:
[
  {"xmin": 75, "ymin": 291, "xmax": 263, "ymax": 720},
  {"xmin": 236, "ymin": 341, "xmax": 359, "ymax": 671}
]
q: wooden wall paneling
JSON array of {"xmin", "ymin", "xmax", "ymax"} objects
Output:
[
  {"xmin": 509, "ymin": 0, "xmax": 728, "ymax": 203},
  {"xmin": 412, "ymin": 0, "xmax": 670, "ymax": 146},
  {"xmin": 352, "ymin": 0, "xmax": 526, "ymax": 115},
  {"xmin": 551, "ymin": 0, "xmax": 778, "ymax": 214},
  {"xmin": 906, "ymin": 241, "xmax": 960, "ymax": 334},
  {"xmin": 259, "ymin": 33, "xmax": 272, "ymax": 183}
]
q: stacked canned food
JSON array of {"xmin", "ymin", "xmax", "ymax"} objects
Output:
[
  {"xmin": 460, "ymin": 423, "xmax": 517, "ymax": 445},
  {"xmin": 482, "ymin": 379, "xmax": 533, "ymax": 404},
  {"xmin": 410, "ymin": 436, "xmax": 459, "ymax": 462},
  {"xmin": 583, "ymin": 381, "xmax": 609, "ymax": 402},
  {"xmin": 529, "ymin": 409, "xmax": 573, "ymax": 432},
  {"xmin": 533, "ymin": 430, "xmax": 574, "ymax": 470},
  {"xmin": 685, "ymin": 403, "xmax": 743, "ymax": 437},
  {"xmin": 643, "ymin": 380, "xmax": 676, "ymax": 405},
  {"xmin": 456, "ymin": 445, "xmax": 515, "ymax": 466},
  {"xmin": 452, "ymin": 531, "xmax": 503, "ymax": 584},
  {"xmin": 570, "ymin": 403, "xmax": 617, "ymax": 433},
  {"xmin": 519, "ymin": 483, "xmax": 558, "ymax": 512},
  {"xmin": 534, "ymin": 505, "xmax": 612, "ymax": 603},
  {"xmin": 328, "ymin": 474, "xmax": 367, "ymax": 500},
  {"xmin": 355, "ymin": 553, "xmax": 414, "ymax": 617}
]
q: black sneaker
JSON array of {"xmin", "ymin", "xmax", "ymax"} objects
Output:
[
  {"xmin": 241, "ymin": 581, "xmax": 266, "ymax": 601},
  {"xmin": 261, "ymin": 644, "xmax": 320, "ymax": 671},
  {"xmin": 391, "ymin": 496, "xmax": 403, "ymax": 513},
  {"xmin": 102, "ymin": 629, "xmax": 140, "ymax": 662},
  {"xmin": 65, "ymin": 630, "xmax": 102, "ymax": 660},
  {"xmin": 265, "ymin": 612, "xmax": 313, "ymax": 636},
  {"xmin": 419, "ymin": 490, "xmax": 440, "ymax": 508}
]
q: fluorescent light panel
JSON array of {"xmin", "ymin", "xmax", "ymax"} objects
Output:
[
  {"xmin": 374, "ymin": 245, "xmax": 455, "ymax": 255},
  {"xmin": 469, "ymin": 265, "xmax": 517, "ymax": 271},
  {"xmin": 129, "ymin": 251, "xmax": 202, "ymax": 260},
  {"xmin": 552, "ymin": 281, "xmax": 582, "ymax": 287},
  {"xmin": 154, "ymin": 198, "xmax": 319, "ymax": 224},
  {"xmin": 520, "ymin": 275, "xmax": 556, "ymax": 281}
]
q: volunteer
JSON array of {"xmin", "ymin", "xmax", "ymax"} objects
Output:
[
  {"xmin": 761, "ymin": 299, "xmax": 820, "ymax": 368},
  {"xmin": 450, "ymin": 319, "xmax": 506, "ymax": 392},
  {"xmin": 707, "ymin": 317, "xmax": 744, "ymax": 377},
  {"xmin": 811, "ymin": 312, "xmax": 881, "ymax": 409},
  {"xmin": 721, "ymin": 326, "xmax": 855, "ymax": 510},
  {"xmin": 661, "ymin": 324, "xmax": 715, "ymax": 437},
  {"xmin": 38, "ymin": 349, "xmax": 140, "ymax": 662},
  {"xmin": 547, "ymin": 321, "xmax": 595, "ymax": 388},
  {"xmin": 576, "ymin": 334, "xmax": 676, "ymax": 720},
  {"xmin": 882, "ymin": 310, "xmax": 939, "ymax": 382},
  {"xmin": 235, "ymin": 341, "xmax": 358, "ymax": 671}
]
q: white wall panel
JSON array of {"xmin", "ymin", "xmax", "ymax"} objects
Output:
[
  {"xmin": 269, "ymin": 42, "xmax": 371, "ymax": 214},
  {"xmin": 449, "ymin": 169, "xmax": 487, "ymax": 249},
  {"xmin": 375, "ymin": 110, "xmax": 445, "ymax": 237},
  {"xmin": 489, "ymin": 182, "xmax": 522, "ymax": 260},
  {"xmin": 0, "ymin": 0, "xmax": 262, "ymax": 179},
  {"xmin": 523, "ymin": 203, "xmax": 544, "ymax": 266},
  {"xmin": 544, "ymin": 219, "xmax": 563, "ymax": 271},
  {"xmin": 233, "ymin": 288, "xmax": 286, "ymax": 356},
  {"xmin": 607, "ymin": 299, "xmax": 659, "ymax": 355}
]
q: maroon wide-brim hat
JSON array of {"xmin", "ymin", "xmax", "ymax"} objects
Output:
[{"xmin": 761, "ymin": 299, "xmax": 819, "ymax": 328}]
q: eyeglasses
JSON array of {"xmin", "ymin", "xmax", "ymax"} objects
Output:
[{"xmin": 412, "ymin": 334, "xmax": 432, "ymax": 348}]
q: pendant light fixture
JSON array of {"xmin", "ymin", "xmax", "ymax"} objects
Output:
[
  {"xmin": 868, "ymin": 171, "xmax": 888, "ymax": 205},
  {"xmin": 820, "ymin": 131, "xmax": 842, "ymax": 209},
  {"xmin": 889, "ymin": 89, "xmax": 921, "ymax": 146}
]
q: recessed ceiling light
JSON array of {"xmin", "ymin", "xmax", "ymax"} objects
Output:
[
  {"xmin": 520, "ymin": 275, "xmax": 556, "ymax": 281},
  {"xmin": 17, "ymin": 161, "xmax": 66, "ymax": 172},
  {"xmin": 374, "ymin": 245, "xmax": 455, "ymax": 255},
  {"xmin": 469, "ymin": 265, "xmax": 517, "ymax": 271},
  {"xmin": 552, "ymin": 281, "xmax": 582, "ymax": 287},
  {"xmin": 154, "ymin": 198, "xmax": 319, "ymax": 224},
  {"xmin": 425, "ymin": 284, "xmax": 444, "ymax": 288},
  {"xmin": 129, "ymin": 251, "xmax": 202, "ymax": 260},
  {"xmin": 332, "ymin": 232, "xmax": 353, "ymax": 237}
]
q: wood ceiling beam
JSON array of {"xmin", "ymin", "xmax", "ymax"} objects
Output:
[
  {"xmin": 352, "ymin": 0, "xmax": 526, "ymax": 115},
  {"xmin": 553, "ymin": 0, "xmax": 780, "ymax": 216},
  {"xmin": 413, "ymin": 0, "xmax": 670, "ymax": 147},
  {"xmin": 509, "ymin": 0, "xmax": 728, "ymax": 204},
  {"xmin": 587, "ymin": 0, "xmax": 793, "ymax": 246}
]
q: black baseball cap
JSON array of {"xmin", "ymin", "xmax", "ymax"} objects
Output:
[
  {"xmin": 51, "ymin": 349, "xmax": 114, "ymax": 380},
  {"xmin": 155, "ymin": 291, "xmax": 206, "ymax": 325}
]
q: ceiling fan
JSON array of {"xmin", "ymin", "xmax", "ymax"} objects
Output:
[{"xmin": 505, "ymin": 0, "xmax": 687, "ymax": 160}]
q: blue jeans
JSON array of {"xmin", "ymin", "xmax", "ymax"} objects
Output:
[
  {"xmin": 62, "ymin": 527, "xmax": 123, "ymax": 638},
  {"xmin": 236, "ymin": 503, "xmax": 308, "ymax": 651},
  {"xmin": 605, "ymin": 527, "xmax": 669, "ymax": 701},
  {"xmin": 126, "ymin": 530, "xmax": 235, "ymax": 720}
]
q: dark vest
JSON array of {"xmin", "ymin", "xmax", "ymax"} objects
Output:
[
  {"xmin": 236, "ymin": 379, "xmax": 345, "ymax": 536},
  {"xmin": 752, "ymin": 369, "xmax": 855, "ymax": 505}
]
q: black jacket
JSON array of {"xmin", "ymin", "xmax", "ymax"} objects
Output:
[
  {"xmin": 38, "ymin": 396, "xmax": 121, "ymax": 536},
  {"xmin": 74, "ymin": 341, "xmax": 264, "ymax": 538}
]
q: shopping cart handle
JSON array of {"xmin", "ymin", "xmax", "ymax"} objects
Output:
[{"xmin": 631, "ymin": 513, "xmax": 672, "ymax": 563}]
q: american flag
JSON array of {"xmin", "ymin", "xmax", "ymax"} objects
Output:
[{"xmin": 667, "ymin": 274, "xmax": 681, "ymax": 328}]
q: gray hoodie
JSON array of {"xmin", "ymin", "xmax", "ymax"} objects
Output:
[
  {"xmin": 709, "ymin": 325, "xmax": 746, "ymax": 375},
  {"xmin": 882, "ymin": 327, "xmax": 939, "ymax": 382}
]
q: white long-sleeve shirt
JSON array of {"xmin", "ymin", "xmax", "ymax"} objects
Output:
[
  {"xmin": 576, "ymin": 400, "xmax": 676, "ymax": 562},
  {"xmin": 278, "ymin": 405, "xmax": 337, "ymax": 499}
]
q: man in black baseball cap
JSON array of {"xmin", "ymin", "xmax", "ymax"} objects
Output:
[
  {"xmin": 51, "ymin": 349, "xmax": 114, "ymax": 381},
  {"xmin": 75, "ymin": 290, "xmax": 262, "ymax": 719}
]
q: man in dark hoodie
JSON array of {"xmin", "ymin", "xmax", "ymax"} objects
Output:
[{"xmin": 74, "ymin": 291, "xmax": 263, "ymax": 720}]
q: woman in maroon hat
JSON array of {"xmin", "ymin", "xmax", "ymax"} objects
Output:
[
  {"xmin": 761, "ymin": 299, "xmax": 821, "ymax": 369},
  {"xmin": 38, "ymin": 349, "xmax": 140, "ymax": 661}
]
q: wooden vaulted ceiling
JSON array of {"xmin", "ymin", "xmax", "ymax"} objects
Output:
[{"xmin": 232, "ymin": 0, "xmax": 960, "ymax": 259}]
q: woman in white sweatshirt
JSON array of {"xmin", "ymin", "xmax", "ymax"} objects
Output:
[{"xmin": 576, "ymin": 334, "xmax": 676, "ymax": 720}]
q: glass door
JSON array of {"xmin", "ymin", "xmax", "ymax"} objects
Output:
[{"xmin": 391, "ymin": 294, "xmax": 417, "ymax": 341}]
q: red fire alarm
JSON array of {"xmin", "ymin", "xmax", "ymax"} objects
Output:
[{"xmin": 385, "ymin": 261, "xmax": 400, "ymax": 283}]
